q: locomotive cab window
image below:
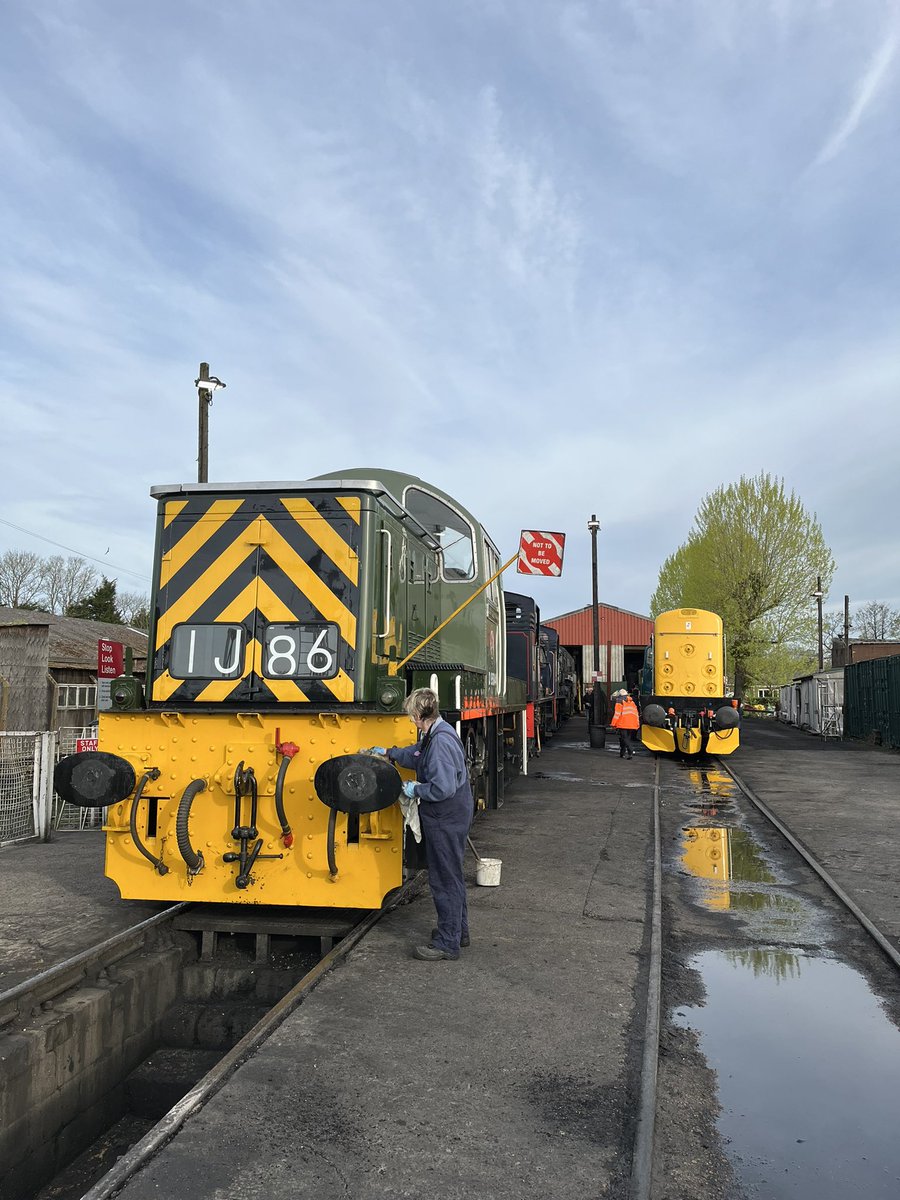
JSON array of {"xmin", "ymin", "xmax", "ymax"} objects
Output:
[
  {"xmin": 403, "ymin": 487, "xmax": 475, "ymax": 581},
  {"xmin": 171, "ymin": 624, "xmax": 244, "ymax": 679},
  {"xmin": 262, "ymin": 623, "xmax": 339, "ymax": 679}
]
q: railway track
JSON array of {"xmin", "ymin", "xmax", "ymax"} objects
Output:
[
  {"xmin": 1, "ymin": 876, "xmax": 424, "ymax": 1200},
  {"xmin": 630, "ymin": 753, "xmax": 900, "ymax": 1200}
]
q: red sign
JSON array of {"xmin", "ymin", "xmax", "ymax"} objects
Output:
[
  {"xmin": 97, "ymin": 640, "xmax": 124, "ymax": 679},
  {"xmin": 76, "ymin": 738, "xmax": 98, "ymax": 752},
  {"xmin": 517, "ymin": 530, "xmax": 566, "ymax": 576}
]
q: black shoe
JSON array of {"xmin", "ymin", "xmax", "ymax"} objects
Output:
[
  {"xmin": 627, "ymin": 753, "xmax": 634, "ymax": 759},
  {"xmin": 432, "ymin": 928, "xmax": 470, "ymax": 948},
  {"xmin": 414, "ymin": 944, "xmax": 459, "ymax": 961}
]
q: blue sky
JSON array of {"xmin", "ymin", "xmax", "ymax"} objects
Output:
[{"xmin": 2, "ymin": 0, "xmax": 899, "ymax": 622}]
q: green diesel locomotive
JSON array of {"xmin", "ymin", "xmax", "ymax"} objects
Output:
[{"xmin": 55, "ymin": 470, "xmax": 529, "ymax": 909}]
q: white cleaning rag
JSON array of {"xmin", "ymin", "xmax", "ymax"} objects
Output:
[{"xmin": 399, "ymin": 793, "xmax": 421, "ymax": 843}]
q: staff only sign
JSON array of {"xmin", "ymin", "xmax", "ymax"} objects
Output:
[{"xmin": 517, "ymin": 530, "xmax": 566, "ymax": 576}]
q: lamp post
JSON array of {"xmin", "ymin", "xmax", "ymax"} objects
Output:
[
  {"xmin": 195, "ymin": 362, "xmax": 226, "ymax": 483},
  {"xmin": 587, "ymin": 515, "xmax": 605, "ymax": 747},
  {"xmin": 812, "ymin": 576, "xmax": 824, "ymax": 670}
]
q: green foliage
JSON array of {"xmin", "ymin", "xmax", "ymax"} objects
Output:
[
  {"xmin": 65, "ymin": 577, "xmax": 123, "ymax": 624},
  {"xmin": 650, "ymin": 473, "xmax": 834, "ymax": 694}
]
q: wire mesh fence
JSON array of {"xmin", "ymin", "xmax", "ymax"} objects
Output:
[{"xmin": 0, "ymin": 733, "xmax": 41, "ymax": 843}]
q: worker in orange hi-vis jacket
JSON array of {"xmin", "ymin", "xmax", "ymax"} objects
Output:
[{"xmin": 611, "ymin": 689, "xmax": 640, "ymax": 759}]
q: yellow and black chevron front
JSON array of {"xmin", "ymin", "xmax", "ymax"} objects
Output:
[{"xmin": 151, "ymin": 492, "xmax": 361, "ymax": 706}]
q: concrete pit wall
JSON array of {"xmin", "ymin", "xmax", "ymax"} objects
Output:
[{"xmin": 0, "ymin": 937, "xmax": 187, "ymax": 1200}]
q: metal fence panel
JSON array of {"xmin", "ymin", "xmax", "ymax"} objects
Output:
[
  {"xmin": 0, "ymin": 732, "xmax": 54, "ymax": 844},
  {"xmin": 845, "ymin": 655, "xmax": 900, "ymax": 749}
]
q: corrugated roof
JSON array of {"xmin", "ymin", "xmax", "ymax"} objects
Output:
[
  {"xmin": 0, "ymin": 607, "xmax": 148, "ymax": 669},
  {"xmin": 544, "ymin": 603, "xmax": 653, "ymax": 648}
]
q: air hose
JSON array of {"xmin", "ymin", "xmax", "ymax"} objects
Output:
[
  {"xmin": 129, "ymin": 769, "xmax": 168, "ymax": 875},
  {"xmin": 275, "ymin": 755, "xmax": 294, "ymax": 847},
  {"xmin": 327, "ymin": 807, "xmax": 338, "ymax": 878},
  {"xmin": 176, "ymin": 779, "xmax": 207, "ymax": 877}
]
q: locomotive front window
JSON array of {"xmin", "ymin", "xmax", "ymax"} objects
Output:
[
  {"xmin": 403, "ymin": 487, "xmax": 475, "ymax": 581},
  {"xmin": 171, "ymin": 624, "xmax": 244, "ymax": 679},
  {"xmin": 262, "ymin": 623, "xmax": 339, "ymax": 679}
]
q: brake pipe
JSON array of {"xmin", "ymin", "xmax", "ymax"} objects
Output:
[{"xmin": 129, "ymin": 769, "xmax": 168, "ymax": 875}]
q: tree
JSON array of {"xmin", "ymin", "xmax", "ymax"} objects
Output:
[
  {"xmin": 118, "ymin": 590, "xmax": 151, "ymax": 629},
  {"xmin": 855, "ymin": 601, "xmax": 900, "ymax": 640},
  {"xmin": 40, "ymin": 555, "xmax": 98, "ymax": 614},
  {"xmin": 650, "ymin": 473, "xmax": 835, "ymax": 696},
  {"xmin": 66, "ymin": 577, "xmax": 123, "ymax": 624},
  {"xmin": 0, "ymin": 550, "xmax": 45, "ymax": 608}
]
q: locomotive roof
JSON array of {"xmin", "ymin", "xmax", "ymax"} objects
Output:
[{"xmin": 151, "ymin": 469, "xmax": 500, "ymax": 556}]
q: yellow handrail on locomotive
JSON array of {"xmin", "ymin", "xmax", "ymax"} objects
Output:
[{"xmin": 389, "ymin": 550, "xmax": 519, "ymax": 677}]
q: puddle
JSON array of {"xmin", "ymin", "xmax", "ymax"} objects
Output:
[
  {"xmin": 532, "ymin": 771, "xmax": 587, "ymax": 783},
  {"xmin": 675, "ymin": 950, "xmax": 900, "ymax": 1197},
  {"xmin": 680, "ymin": 826, "xmax": 808, "ymax": 934},
  {"xmin": 682, "ymin": 826, "xmax": 774, "ymax": 886}
]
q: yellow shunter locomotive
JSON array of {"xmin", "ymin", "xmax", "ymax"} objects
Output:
[
  {"xmin": 54, "ymin": 470, "xmax": 526, "ymax": 909},
  {"xmin": 639, "ymin": 608, "xmax": 740, "ymax": 757}
]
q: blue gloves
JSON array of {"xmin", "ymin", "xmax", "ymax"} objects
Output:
[
  {"xmin": 364, "ymin": 746, "xmax": 387, "ymax": 757},
  {"xmin": 402, "ymin": 780, "xmax": 418, "ymax": 799}
]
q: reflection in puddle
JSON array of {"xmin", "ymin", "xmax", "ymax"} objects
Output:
[
  {"xmin": 533, "ymin": 772, "xmax": 586, "ymax": 783},
  {"xmin": 680, "ymin": 826, "xmax": 805, "ymax": 932},
  {"xmin": 676, "ymin": 950, "xmax": 900, "ymax": 1197},
  {"xmin": 682, "ymin": 826, "xmax": 774, "ymax": 886}
]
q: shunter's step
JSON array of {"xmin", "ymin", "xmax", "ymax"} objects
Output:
[{"xmin": 174, "ymin": 905, "xmax": 362, "ymax": 961}]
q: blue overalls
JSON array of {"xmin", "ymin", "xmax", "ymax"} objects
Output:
[{"xmin": 388, "ymin": 717, "xmax": 472, "ymax": 955}]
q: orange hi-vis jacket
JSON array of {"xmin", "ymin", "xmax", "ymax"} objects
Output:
[{"xmin": 611, "ymin": 697, "xmax": 640, "ymax": 730}]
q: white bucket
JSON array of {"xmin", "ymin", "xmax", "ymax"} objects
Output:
[{"xmin": 476, "ymin": 857, "xmax": 502, "ymax": 887}]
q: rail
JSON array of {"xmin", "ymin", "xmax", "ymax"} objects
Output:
[
  {"xmin": 628, "ymin": 756, "xmax": 663, "ymax": 1200},
  {"xmin": 81, "ymin": 871, "xmax": 426, "ymax": 1200},
  {"xmin": 721, "ymin": 760, "xmax": 900, "ymax": 972},
  {"xmin": 0, "ymin": 904, "xmax": 188, "ymax": 1029}
]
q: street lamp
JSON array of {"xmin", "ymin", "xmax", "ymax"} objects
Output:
[
  {"xmin": 812, "ymin": 576, "xmax": 824, "ymax": 670},
  {"xmin": 195, "ymin": 362, "xmax": 226, "ymax": 483},
  {"xmin": 587, "ymin": 515, "xmax": 605, "ymax": 747}
]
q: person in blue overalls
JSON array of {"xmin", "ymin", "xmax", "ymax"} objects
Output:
[{"xmin": 369, "ymin": 687, "xmax": 472, "ymax": 961}]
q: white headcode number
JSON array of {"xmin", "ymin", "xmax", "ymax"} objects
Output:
[
  {"xmin": 263, "ymin": 624, "xmax": 338, "ymax": 679},
  {"xmin": 266, "ymin": 635, "xmax": 298, "ymax": 677},
  {"xmin": 306, "ymin": 627, "xmax": 335, "ymax": 675},
  {"xmin": 171, "ymin": 624, "xmax": 244, "ymax": 679}
]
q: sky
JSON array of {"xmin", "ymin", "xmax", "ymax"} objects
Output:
[{"xmin": 2, "ymin": 0, "xmax": 899, "ymax": 624}]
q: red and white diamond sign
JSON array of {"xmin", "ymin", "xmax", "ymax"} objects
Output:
[{"xmin": 517, "ymin": 530, "xmax": 566, "ymax": 576}]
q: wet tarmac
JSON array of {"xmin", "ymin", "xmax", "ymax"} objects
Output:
[
  {"xmin": 667, "ymin": 753, "xmax": 900, "ymax": 1197},
  {"xmin": 674, "ymin": 950, "xmax": 900, "ymax": 1198}
]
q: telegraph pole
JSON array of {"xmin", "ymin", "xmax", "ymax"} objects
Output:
[
  {"xmin": 197, "ymin": 362, "xmax": 211, "ymax": 483},
  {"xmin": 588, "ymin": 515, "xmax": 600, "ymax": 683},
  {"xmin": 587, "ymin": 515, "xmax": 605, "ymax": 747},
  {"xmin": 195, "ymin": 363, "xmax": 225, "ymax": 483},
  {"xmin": 815, "ymin": 575, "xmax": 824, "ymax": 670}
]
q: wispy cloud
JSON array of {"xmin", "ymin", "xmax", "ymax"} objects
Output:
[{"xmin": 810, "ymin": 22, "xmax": 899, "ymax": 168}]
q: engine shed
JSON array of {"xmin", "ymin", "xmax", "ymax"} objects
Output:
[{"xmin": 543, "ymin": 603, "xmax": 653, "ymax": 696}]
